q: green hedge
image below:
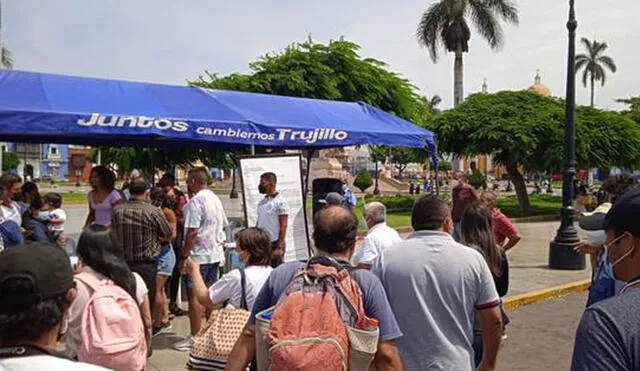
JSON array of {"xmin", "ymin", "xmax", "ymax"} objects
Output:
[{"xmin": 364, "ymin": 194, "xmax": 451, "ymax": 211}]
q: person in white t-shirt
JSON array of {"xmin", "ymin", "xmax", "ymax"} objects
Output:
[
  {"xmin": 175, "ymin": 167, "xmax": 228, "ymax": 351},
  {"xmin": 185, "ymin": 227, "xmax": 273, "ymax": 311},
  {"xmin": 355, "ymin": 202, "xmax": 402, "ymax": 269},
  {"xmin": 256, "ymin": 172, "xmax": 289, "ymax": 268},
  {"xmin": 0, "ymin": 173, "xmax": 23, "ymax": 225},
  {"xmin": 62, "ymin": 226, "xmax": 152, "ymax": 359},
  {"xmin": 0, "ymin": 243, "xmax": 108, "ymax": 371},
  {"xmin": 38, "ymin": 192, "xmax": 67, "ymax": 245}
]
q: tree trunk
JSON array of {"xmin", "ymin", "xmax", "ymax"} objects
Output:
[
  {"xmin": 229, "ymin": 167, "xmax": 239, "ymax": 199},
  {"xmin": 505, "ymin": 154, "xmax": 531, "ymax": 212},
  {"xmin": 454, "ymin": 47, "xmax": 464, "ymax": 107},
  {"xmin": 590, "ymin": 74, "xmax": 595, "ymax": 107},
  {"xmin": 373, "ymin": 161, "xmax": 380, "ymax": 195}
]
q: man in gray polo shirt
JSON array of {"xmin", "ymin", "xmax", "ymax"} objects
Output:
[{"xmin": 373, "ymin": 195, "xmax": 502, "ymax": 371}]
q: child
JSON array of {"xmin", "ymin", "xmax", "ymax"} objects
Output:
[{"xmin": 39, "ymin": 193, "xmax": 66, "ymax": 245}]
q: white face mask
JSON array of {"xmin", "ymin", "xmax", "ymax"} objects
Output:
[{"xmin": 586, "ymin": 230, "xmax": 607, "ymax": 246}]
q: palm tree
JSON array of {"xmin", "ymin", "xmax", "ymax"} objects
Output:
[
  {"xmin": 417, "ymin": 0, "xmax": 518, "ymax": 107},
  {"xmin": 1, "ymin": 46, "xmax": 13, "ymax": 69},
  {"xmin": 423, "ymin": 94, "xmax": 443, "ymax": 115},
  {"xmin": 575, "ymin": 38, "xmax": 617, "ymax": 107}
]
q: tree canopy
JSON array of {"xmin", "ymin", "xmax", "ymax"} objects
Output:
[
  {"xmin": 434, "ymin": 90, "xmax": 640, "ymax": 210},
  {"xmin": 191, "ymin": 38, "xmax": 431, "ymax": 125}
]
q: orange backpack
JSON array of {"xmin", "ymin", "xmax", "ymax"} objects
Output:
[{"xmin": 260, "ymin": 257, "xmax": 379, "ymax": 371}]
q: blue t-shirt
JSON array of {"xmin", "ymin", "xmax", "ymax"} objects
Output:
[{"xmin": 249, "ymin": 260, "xmax": 403, "ymax": 342}]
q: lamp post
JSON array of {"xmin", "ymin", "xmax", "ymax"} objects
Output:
[{"xmin": 549, "ymin": 0, "xmax": 585, "ymax": 270}]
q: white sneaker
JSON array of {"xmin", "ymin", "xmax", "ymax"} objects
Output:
[{"xmin": 173, "ymin": 336, "xmax": 194, "ymax": 352}]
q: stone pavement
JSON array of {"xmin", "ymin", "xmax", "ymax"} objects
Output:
[{"xmin": 500, "ymin": 291, "xmax": 588, "ymax": 370}]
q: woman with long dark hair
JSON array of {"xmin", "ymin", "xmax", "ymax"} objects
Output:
[
  {"xmin": 62, "ymin": 225, "xmax": 152, "ymax": 358},
  {"xmin": 158, "ymin": 174, "xmax": 189, "ymax": 317},
  {"xmin": 84, "ymin": 166, "xmax": 123, "ymax": 228},
  {"xmin": 461, "ymin": 201, "xmax": 509, "ymax": 368},
  {"xmin": 150, "ymin": 187, "xmax": 177, "ymax": 333}
]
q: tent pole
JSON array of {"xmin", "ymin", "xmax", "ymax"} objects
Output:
[
  {"xmin": 150, "ymin": 148, "xmax": 156, "ymax": 185},
  {"xmin": 304, "ymin": 149, "xmax": 314, "ymax": 198}
]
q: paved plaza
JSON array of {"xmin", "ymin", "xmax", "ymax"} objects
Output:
[{"xmin": 58, "ymin": 194, "xmax": 593, "ymax": 370}]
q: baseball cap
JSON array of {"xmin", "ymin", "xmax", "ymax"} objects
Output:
[
  {"xmin": 578, "ymin": 202, "xmax": 611, "ymax": 231},
  {"xmin": 603, "ymin": 188, "xmax": 640, "ymax": 236},
  {"xmin": 0, "ymin": 243, "xmax": 75, "ymax": 311},
  {"xmin": 319, "ymin": 192, "xmax": 344, "ymax": 206}
]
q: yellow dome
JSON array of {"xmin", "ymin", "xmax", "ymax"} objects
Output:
[
  {"xmin": 527, "ymin": 70, "xmax": 551, "ymax": 97},
  {"xmin": 528, "ymin": 84, "xmax": 551, "ymax": 97}
]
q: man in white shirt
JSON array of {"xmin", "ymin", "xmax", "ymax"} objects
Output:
[
  {"xmin": 355, "ymin": 202, "xmax": 401, "ymax": 269},
  {"xmin": 174, "ymin": 167, "xmax": 228, "ymax": 351},
  {"xmin": 256, "ymin": 172, "xmax": 289, "ymax": 268},
  {"xmin": 0, "ymin": 243, "xmax": 108, "ymax": 370},
  {"xmin": 0, "ymin": 173, "xmax": 23, "ymax": 225}
]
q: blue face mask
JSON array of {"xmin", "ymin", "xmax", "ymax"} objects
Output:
[{"xmin": 587, "ymin": 235, "xmax": 630, "ymax": 306}]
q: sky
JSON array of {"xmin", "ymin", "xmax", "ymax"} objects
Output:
[{"xmin": 3, "ymin": 0, "xmax": 638, "ymax": 111}]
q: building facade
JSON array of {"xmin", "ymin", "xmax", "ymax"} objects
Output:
[{"xmin": 0, "ymin": 142, "xmax": 70, "ymax": 180}]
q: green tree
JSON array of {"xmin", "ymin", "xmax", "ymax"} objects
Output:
[
  {"xmin": 2, "ymin": 151, "xmax": 19, "ymax": 171},
  {"xmin": 617, "ymin": 97, "xmax": 640, "ymax": 124},
  {"xmin": 353, "ymin": 167, "xmax": 373, "ymax": 193},
  {"xmin": 0, "ymin": 46, "xmax": 12, "ymax": 69},
  {"xmin": 417, "ymin": 0, "xmax": 518, "ymax": 106},
  {"xmin": 434, "ymin": 91, "xmax": 640, "ymax": 211},
  {"xmin": 437, "ymin": 159, "xmax": 453, "ymax": 172},
  {"xmin": 191, "ymin": 38, "xmax": 431, "ymax": 125},
  {"xmin": 575, "ymin": 38, "xmax": 617, "ymax": 107}
]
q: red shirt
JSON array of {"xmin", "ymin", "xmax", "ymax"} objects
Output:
[{"xmin": 492, "ymin": 207, "xmax": 518, "ymax": 247}]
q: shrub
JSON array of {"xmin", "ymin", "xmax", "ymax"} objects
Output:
[{"xmin": 353, "ymin": 168, "xmax": 373, "ymax": 192}]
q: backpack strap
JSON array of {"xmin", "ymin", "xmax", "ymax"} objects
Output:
[
  {"xmin": 239, "ymin": 268, "xmax": 248, "ymax": 311},
  {"xmin": 75, "ymin": 272, "xmax": 104, "ymax": 292}
]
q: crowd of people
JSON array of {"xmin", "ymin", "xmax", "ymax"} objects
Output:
[{"xmin": 2, "ymin": 165, "xmax": 639, "ymax": 370}]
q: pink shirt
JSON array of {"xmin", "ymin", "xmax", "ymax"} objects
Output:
[{"xmin": 89, "ymin": 190, "xmax": 122, "ymax": 226}]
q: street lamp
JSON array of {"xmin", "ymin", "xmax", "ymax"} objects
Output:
[{"xmin": 549, "ymin": 0, "xmax": 585, "ymax": 270}]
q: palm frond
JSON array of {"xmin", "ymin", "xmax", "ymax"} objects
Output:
[
  {"xmin": 469, "ymin": 0, "xmax": 503, "ymax": 50},
  {"xmin": 581, "ymin": 67, "xmax": 590, "ymax": 88},
  {"xmin": 484, "ymin": 0, "xmax": 519, "ymax": 24},
  {"xmin": 417, "ymin": 0, "xmax": 450, "ymax": 62},
  {"xmin": 593, "ymin": 64, "xmax": 606, "ymax": 86},
  {"xmin": 1, "ymin": 47, "xmax": 13, "ymax": 69},
  {"xmin": 593, "ymin": 41, "xmax": 608, "ymax": 56},
  {"xmin": 575, "ymin": 55, "xmax": 589, "ymax": 72},
  {"xmin": 580, "ymin": 37, "xmax": 592, "ymax": 53},
  {"xmin": 598, "ymin": 55, "xmax": 617, "ymax": 73}
]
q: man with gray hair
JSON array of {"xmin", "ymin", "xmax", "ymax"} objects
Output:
[{"xmin": 354, "ymin": 202, "xmax": 401, "ymax": 269}]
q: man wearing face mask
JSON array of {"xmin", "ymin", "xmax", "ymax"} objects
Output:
[
  {"xmin": 575, "ymin": 203, "xmax": 617, "ymax": 306},
  {"xmin": 256, "ymin": 172, "xmax": 289, "ymax": 268},
  {"xmin": 572, "ymin": 188, "xmax": 640, "ymax": 371},
  {"xmin": 0, "ymin": 243, "xmax": 108, "ymax": 370}
]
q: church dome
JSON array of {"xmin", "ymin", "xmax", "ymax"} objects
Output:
[{"xmin": 527, "ymin": 70, "xmax": 551, "ymax": 97}]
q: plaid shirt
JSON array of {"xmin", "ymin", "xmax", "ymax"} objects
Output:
[{"xmin": 111, "ymin": 199, "xmax": 173, "ymax": 263}]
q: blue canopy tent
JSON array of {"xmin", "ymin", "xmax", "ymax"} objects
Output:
[{"xmin": 0, "ymin": 70, "xmax": 437, "ymax": 157}]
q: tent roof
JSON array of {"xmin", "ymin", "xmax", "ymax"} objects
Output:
[{"xmin": 0, "ymin": 70, "xmax": 437, "ymax": 157}]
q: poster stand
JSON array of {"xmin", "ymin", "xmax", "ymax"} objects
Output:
[{"xmin": 238, "ymin": 153, "xmax": 311, "ymax": 260}]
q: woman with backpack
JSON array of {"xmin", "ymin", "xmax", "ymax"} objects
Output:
[
  {"xmin": 460, "ymin": 201, "xmax": 509, "ymax": 368},
  {"xmin": 62, "ymin": 225, "xmax": 152, "ymax": 370}
]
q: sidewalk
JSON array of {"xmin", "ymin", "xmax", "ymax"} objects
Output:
[{"xmin": 148, "ymin": 220, "xmax": 592, "ymax": 370}]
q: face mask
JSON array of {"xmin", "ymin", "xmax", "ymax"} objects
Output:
[
  {"xmin": 586, "ymin": 230, "xmax": 607, "ymax": 246},
  {"xmin": 587, "ymin": 235, "xmax": 633, "ymax": 306},
  {"xmin": 57, "ymin": 314, "xmax": 69, "ymax": 341},
  {"xmin": 258, "ymin": 184, "xmax": 267, "ymax": 194}
]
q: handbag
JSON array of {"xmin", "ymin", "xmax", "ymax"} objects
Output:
[{"xmin": 187, "ymin": 269, "xmax": 250, "ymax": 371}]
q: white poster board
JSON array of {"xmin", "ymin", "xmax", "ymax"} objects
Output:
[{"xmin": 239, "ymin": 154, "xmax": 310, "ymax": 261}]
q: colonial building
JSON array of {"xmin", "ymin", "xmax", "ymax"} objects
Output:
[{"xmin": 0, "ymin": 142, "xmax": 70, "ymax": 180}]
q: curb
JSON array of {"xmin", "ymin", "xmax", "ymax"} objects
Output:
[{"xmin": 503, "ymin": 279, "xmax": 591, "ymax": 310}]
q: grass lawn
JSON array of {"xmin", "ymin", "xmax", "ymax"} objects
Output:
[
  {"xmin": 61, "ymin": 192, "xmax": 89, "ymax": 205},
  {"xmin": 353, "ymin": 194, "xmax": 562, "ymax": 230}
]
